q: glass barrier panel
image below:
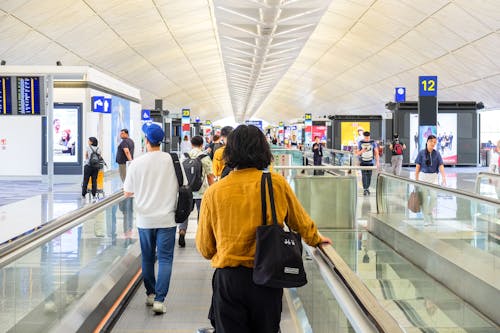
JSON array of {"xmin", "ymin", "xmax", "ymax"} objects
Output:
[{"xmin": 0, "ymin": 198, "xmax": 137, "ymax": 332}]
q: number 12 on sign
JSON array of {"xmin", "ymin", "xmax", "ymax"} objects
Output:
[{"xmin": 419, "ymin": 76, "xmax": 438, "ymax": 97}]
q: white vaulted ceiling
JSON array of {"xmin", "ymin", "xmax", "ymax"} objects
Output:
[{"xmin": 1, "ymin": 0, "xmax": 499, "ymax": 124}]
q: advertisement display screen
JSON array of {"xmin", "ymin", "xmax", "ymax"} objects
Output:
[
  {"xmin": 409, "ymin": 114, "xmax": 457, "ymax": 164},
  {"xmin": 312, "ymin": 125, "xmax": 327, "ymax": 143},
  {"xmin": 53, "ymin": 106, "xmax": 79, "ymax": 163},
  {"xmin": 0, "ymin": 77, "xmax": 12, "ymax": 114},
  {"xmin": 17, "ymin": 77, "xmax": 41, "ymax": 114},
  {"xmin": 340, "ymin": 121, "xmax": 370, "ymax": 147}
]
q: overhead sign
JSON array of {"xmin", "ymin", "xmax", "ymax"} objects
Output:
[
  {"xmin": 245, "ymin": 120, "xmax": 263, "ymax": 130},
  {"xmin": 103, "ymin": 98, "xmax": 112, "ymax": 113},
  {"xmin": 141, "ymin": 109, "xmax": 151, "ymax": 121},
  {"xmin": 92, "ymin": 96, "xmax": 105, "ymax": 112},
  {"xmin": 419, "ymin": 76, "xmax": 437, "ymax": 97},
  {"xmin": 0, "ymin": 77, "xmax": 12, "ymax": 114},
  {"xmin": 395, "ymin": 87, "xmax": 406, "ymax": 102}
]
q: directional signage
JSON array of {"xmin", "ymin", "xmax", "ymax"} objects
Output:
[
  {"xmin": 0, "ymin": 77, "xmax": 12, "ymax": 114},
  {"xmin": 103, "ymin": 98, "xmax": 112, "ymax": 113},
  {"xmin": 419, "ymin": 76, "xmax": 437, "ymax": 97},
  {"xmin": 395, "ymin": 87, "xmax": 406, "ymax": 102},
  {"xmin": 92, "ymin": 96, "xmax": 105, "ymax": 112},
  {"xmin": 245, "ymin": 120, "xmax": 263, "ymax": 130},
  {"xmin": 141, "ymin": 109, "xmax": 151, "ymax": 121}
]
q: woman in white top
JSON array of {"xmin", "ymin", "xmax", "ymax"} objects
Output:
[{"xmin": 82, "ymin": 137, "xmax": 101, "ymax": 200}]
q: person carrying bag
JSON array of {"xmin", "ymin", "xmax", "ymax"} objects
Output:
[
  {"xmin": 253, "ymin": 172, "xmax": 307, "ymax": 288},
  {"xmin": 195, "ymin": 124, "xmax": 331, "ymax": 333}
]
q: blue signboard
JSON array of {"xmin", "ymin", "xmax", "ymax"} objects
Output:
[
  {"xmin": 245, "ymin": 120, "xmax": 263, "ymax": 130},
  {"xmin": 92, "ymin": 96, "xmax": 105, "ymax": 112},
  {"xmin": 395, "ymin": 87, "xmax": 406, "ymax": 102},
  {"xmin": 419, "ymin": 76, "xmax": 437, "ymax": 97},
  {"xmin": 17, "ymin": 77, "xmax": 40, "ymax": 114},
  {"xmin": 141, "ymin": 109, "xmax": 151, "ymax": 121},
  {"xmin": 103, "ymin": 98, "xmax": 112, "ymax": 113},
  {"xmin": 0, "ymin": 77, "xmax": 12, "ymax": 114}
]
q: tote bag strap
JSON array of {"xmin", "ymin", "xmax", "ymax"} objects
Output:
[{"xmin": 260, "ymin": 172, "xmax": 279, "ymax": 226}]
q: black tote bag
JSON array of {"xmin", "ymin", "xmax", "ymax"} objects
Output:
[{"xmin": 253, "ymin": 172, "xmax": 307, "ymax": 288}]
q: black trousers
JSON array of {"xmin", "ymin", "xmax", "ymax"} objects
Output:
[
  {"xmin": 209, "ymin": 266, "xmax": 283, "ymax": 333},
  {"xmin": 82, "ymin": 165, "xmax": 99, "ymax": 197}
]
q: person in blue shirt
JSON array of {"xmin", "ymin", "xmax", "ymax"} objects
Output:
[{"xmin": 414, "ymin": 135, "xmax": 447, "ymax": 225}]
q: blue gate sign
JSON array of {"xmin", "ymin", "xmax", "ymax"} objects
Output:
[{"xmin": 419, "ymin": 76, "xmax": 438, "ymax": 97}]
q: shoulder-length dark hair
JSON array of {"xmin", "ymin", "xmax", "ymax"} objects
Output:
[
  {"xmin": 223, "ymin": 125, "xmax": 273, "ymax": 170},
  {"xmin": 89, "ymin": 137, "xmax": 98, "ymax": 146}
]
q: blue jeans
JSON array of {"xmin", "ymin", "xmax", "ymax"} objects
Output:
[
  {"xmin": 138, "ymin": 227, "xmax": 176, "ymax": 302},
  {"xmin": 360, "ymin": 161, "xmax": 373, "ymax": 190}
]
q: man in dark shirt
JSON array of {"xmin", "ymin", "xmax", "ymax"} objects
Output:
[{"xmin": 116, "ymin": 128, "xmax": 134, "ymax": 182}]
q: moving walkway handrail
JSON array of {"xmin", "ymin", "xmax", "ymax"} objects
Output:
[
  {"xmin": 474, "ymin": 171, "xmax": 500, "ymax": 194},
  {"xmin": 376, "ymin": 172, "xmax": 500, "ymax": 213},
  {"xmin": 309, "ymin": 244, "xmax": 404, "ymax": 333},
  {"xmin": 0, "ymin": 191, "xmax": 125, "ymax": 268}
]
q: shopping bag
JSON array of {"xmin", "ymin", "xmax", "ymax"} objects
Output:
[
  {"xmin": 408, "ymin": 190, "xmax": 421, "ymax": 213},
  {"xmin": 253, "ymin": 173, "xmax": 307, "ymax": 288}
]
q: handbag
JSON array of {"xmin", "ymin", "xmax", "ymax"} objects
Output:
[
  {"xmin": 169, "ymin": 152, "xmax": 194, "ymax": 223},
  {"xmin": 253, "ymin": 172, "xmax": 307, "ymax": 288},
  {"xmin": 408, "ymin": 190, "xmax": 421, "ymax": 213}
]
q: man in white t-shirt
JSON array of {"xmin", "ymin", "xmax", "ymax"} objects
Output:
[{"xmin": 124, "ymin": 123, "xmax": 178, "ymax": 314}]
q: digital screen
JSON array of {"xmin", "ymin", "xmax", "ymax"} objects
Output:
[
  {"xmin": 340, "ymin": 121, "xmax": 370, "ymax": 147},
  {"xmin": 409, "ymin": 113, "xmax": 457, "ymax": 164},
  {"xmin": 17, "ymin": 77, "xmax": 41, "ymax": 114},
  {"xmin": 312, "ymin": 125, "xmax": 327, "ymax": 143},
  {"xmin": 53, "ymin": 106, "xmax": 79, "ymax": 163},
  {"xmin": 0, "ymin": 77, "xmax": 12, "ymax": 114}
]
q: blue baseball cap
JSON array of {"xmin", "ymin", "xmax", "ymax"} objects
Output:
[{"xmin": 142, "ymin": 123, "xmax": 164, "ymax": 145}]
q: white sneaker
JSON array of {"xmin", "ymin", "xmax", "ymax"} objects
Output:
[
  {"xmin": 146, "ymin": 294, "xmax": 155, "ymax": 306},
  {"xmin": 152, "ymin": 301, "xmax": 166, "ymax": 314}
]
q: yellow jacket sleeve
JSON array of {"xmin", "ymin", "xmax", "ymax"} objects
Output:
[{"xmin": 212, "ymin": 146, "xmax": 225, "ymax": 178}]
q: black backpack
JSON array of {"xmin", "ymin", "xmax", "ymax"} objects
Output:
[
  {"xmin": 169, "ymin": 153, "xmax": 194, "ymax": 223},
  {"xmin": 89, "ymin": 148, "xmax": 102, "ymax": 168},
  {"xmin": 182, "ymin": 153, "xmax": 207, "ymax": 191}
]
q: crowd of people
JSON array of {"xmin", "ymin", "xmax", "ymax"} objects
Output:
[{"xmin": 79, "ymin": 123, "xmax": 498, "ymax": 332}]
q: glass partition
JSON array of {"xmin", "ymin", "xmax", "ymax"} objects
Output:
[
  {"xmin": 0, "ymin": 197, "xmax": 137, "ymax": 332},
  {"xmin": 374, "ymin": 173, "xmax": 500, "ymax": 326}
]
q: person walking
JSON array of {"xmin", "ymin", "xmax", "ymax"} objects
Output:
[
  {"xmin": 312, "ymin": 136, "xmax": 323, "ymax": 175},
  {"xmin": 196, "ymin": 124, "xmax": 332, "ymax": 333},
  {"xmin": 389, "ymin": 133, "xmax": 406, "ymax": 176},
  {"xmin": 82, "ymin": 137, "xmax": 101, "ymax": 201},
  {"xmin": 123, "ymin": 123, "xmax": 178, "ymax": 314},
  {"xmin": 212, "ymin": 126, "xmax": 234, "ymax": 179},
  {"xmin": 178, "ymin": 135, "xmax": 215, "ymax": 247},
  {"xmin": 116, "ymin": 128, "xmax": 134, "ymax": 182},
  {"xmin": 414, "ymin": 135, "xmax": 447, "ymax": 225},
  {"xmin": 356, "ymin": 131, "xmax": 380, "ymax": 195}
]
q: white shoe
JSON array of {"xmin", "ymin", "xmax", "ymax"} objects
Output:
[
  {"xmin": 152, "ymin": 301, "xmax": 166, "ymax": 314},
  {"xmin": 146, "ymin": 294, "xmax": 155, "ymax": 306},
  {"xmin": 44, "ymin": 300, "xmax": 57, "ymax": 313}
]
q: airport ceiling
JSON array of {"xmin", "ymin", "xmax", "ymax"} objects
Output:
[{"xmin": 1, "ymin": 0, "xmax": 499, "ymax": 124}]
